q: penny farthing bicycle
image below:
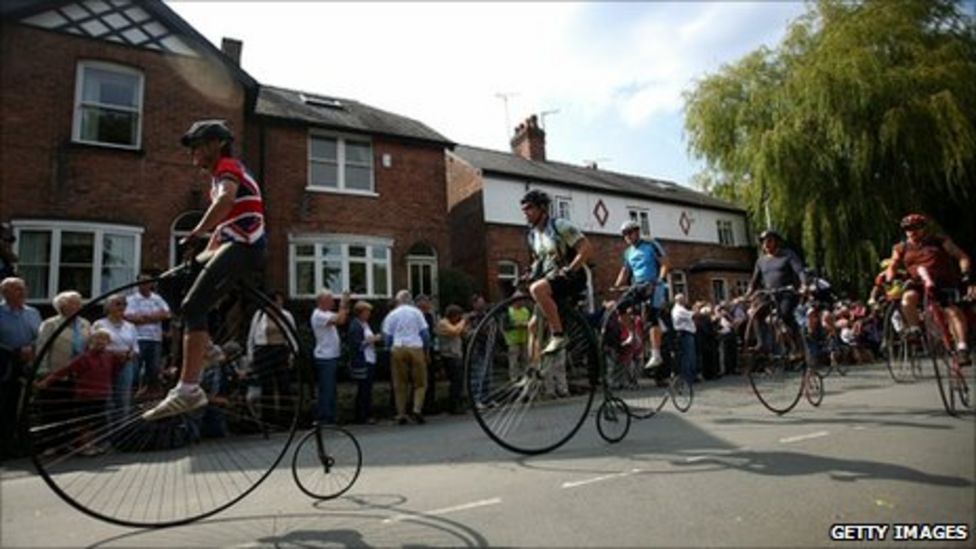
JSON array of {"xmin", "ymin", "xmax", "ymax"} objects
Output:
[{"xmin": 22, "ymin": 246, "xmax": 360, "ymax": 527}]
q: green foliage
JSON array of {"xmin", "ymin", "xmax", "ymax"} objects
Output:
[
  {"xmin": 438, "ymin": 267, "xmax": 474, "ymax": 310},
  {"xmin": 684, "ymin": 0, "xmax": 976, "ymax": 296}
]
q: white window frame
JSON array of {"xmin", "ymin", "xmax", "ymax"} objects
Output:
[
  {"xmin": 552, "ymin": 196, "xmax": 572, "ymax": 221},
  {"xmin": 711, "ymin": 278, "xmax": 727, "ymax": 302},
  {"xmin": 307, "ymin": 132, "xmax": 376, "ymax": 196},
  {"xmin": 72, "ymin": 60, "xmax": 144, "ymax": 150},
  {"xmin": 717, "ymin": 219, "xmax": 735, "ymax": 246},
  {"xmin": 12, "ymin": 220, "xmax": 143, "ymax": 303},
  {"xmin": 497, "ymin": 260, "xmax": 519, "ymax": 291},
  {"xmin": 668, "ymin": 270, "xmax": 687, "ymax": 301},
  {"xmin": 628, "ymin": 208, "xmax": 652, "ymax": 238},
  {"xmin": 289, "ymin": 234, "xmax": 393, "ymax": 299},
  {"xmin": 407, "ymin": 251, "xmax": 438, "ymax": 299},
  {"xmin": 168, "ymin": 211, "xmax": 205, "ymax": 268}
]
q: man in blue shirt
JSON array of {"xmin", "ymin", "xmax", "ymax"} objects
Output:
[
  {"xmin": 0, "ymin": 277, "xmax": 42, "ymax": 455},
  {"xmin": 613, "ymin": 220, "xmax": 669, "ymax": 369}
]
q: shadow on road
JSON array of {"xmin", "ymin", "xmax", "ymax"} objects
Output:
[
  {"xmin": 85, "ymin": 494, "xmax": 491, "ymax": 548},
  {"xmin": 669, "ymin": 449, "xmax": 972, "ymax": 487}
]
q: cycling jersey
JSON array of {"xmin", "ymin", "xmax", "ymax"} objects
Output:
[
  {"xmin": 750, "ymin": 248, "xmax": 806, "ymax": 291},
  {"xmin": 895, "ymin": 235, "xmax": 959, "ymax": 288},
  {"xmin": 211, "ymin": 157, "xmax": 265, "ymax": 247},
  {"xmin": 623, "ymin": 239, "xmax": 666, "ymax": 284},
  {"xmin": 527, "ymin": 217, "xmax": 582, "ymax": 278}
]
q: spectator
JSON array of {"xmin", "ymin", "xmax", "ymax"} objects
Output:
[
  {"xmin": 35, "ymin": 330, "xmax": 122, "ymax": 456},
  {"xmin": 125, "ymin": 273, "xmax": 171, "ymax": 396},
  {"xmin": 247, "ymin": 290, "xmax": 297, "ymax": 421},
  {"xmin": 0, "ymin": 277, "xmax": 42, "ymax": 455},
  {"xmin": 696, "ymin": 304, "xmax": 720, "ymax": 380},
  {"xmin": 382, "ymin": 290, "xmax": 430, "ymax": 425},
  {"xmin": 715, "ymin": 305, "xmax": 737, "ymax": 376},
  {"xmin": 436, "ymin": 305, "xmax": 467, "ymax": 415},
  {"xmin": 92, "ymin": 293, "xmax": 139, "ymax": 421},
  {"xmin": 505, "ymin": 300, "xmax": 530, "ymax": 382},
  {"xmin": 310, "ymin": 289, "xmax": 349, "ymax": 425},
  {"xmin": 0, "ymin": 224, "xmax": 16, "ymax": 280},
  {"xmin": 416, "ymin": 294, "xmax": 439, "ymax": 415},
  {"xmin": 348, "ymin": 301, "xmax": 380, "ymax": 425},
  {"xmin": 671, "ymin": 294, "xmax": 698, "ymax": 384},
  {"xmin": 36, "ymin": 290, "xmax": 90, "ymax": 377}
]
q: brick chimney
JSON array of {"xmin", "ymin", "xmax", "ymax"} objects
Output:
[
  {"xmin": 510, "ymin": 114, "xmax": 546, "ymax": 162},
  {"xmin": 221, "ymin": 37, "xmax": 243, "ymax": 65}
]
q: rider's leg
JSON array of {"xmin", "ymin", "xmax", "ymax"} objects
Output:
[
  {"xmin": 645, "ymin": 307, "xmax": 663, "ymax": 368},
  {"xmin": 945, "ymin": 305, "xmax": 971, "ymax": 365},
  {"xmin": 901, "ymin": 289, "xmax": 921, "ymax": 331},
  {"xmin": 529, "ymin": 278, "xmax": 565, "ymax": 353}
]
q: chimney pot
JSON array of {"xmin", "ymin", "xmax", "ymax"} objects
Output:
[
  {"xmin": 221, "ymin": 37, "xmax": 243, "ymax": 65},
  {"xmin": 510, "ymin": 115, "xmax": 547, "ymax": 162}
]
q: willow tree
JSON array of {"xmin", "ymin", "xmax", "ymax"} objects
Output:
[{"xmin": 684, "ymin": 0, "xmax": 976, "ymax": 295}]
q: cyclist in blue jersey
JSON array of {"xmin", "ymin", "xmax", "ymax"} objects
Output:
[{"xmin": 612, "ymin": 220, "xmax": 669, "ymax": 369}]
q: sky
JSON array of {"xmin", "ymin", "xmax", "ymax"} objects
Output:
[{"xmin": 166, "ymin": 1, "xmax": 808, "ymax": 189}]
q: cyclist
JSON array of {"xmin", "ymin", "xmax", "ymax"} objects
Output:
[
  {"xmin": 142, "ymin": 120, "xmax": 267, "ymax": 420},
  {"xmin": 520, "ymin": 189, "xmax": 593, "ymax": 354},
  {"xmin": 883, "ymin": 214, "xmax": 973, "ymax": 365},
  {"xmin": 612, "ymin": 220, "xmax": 669, "ymax": 369},
  {"xmin": 746, "ymin": 229, "xmax": 808, "ymax": 356}
]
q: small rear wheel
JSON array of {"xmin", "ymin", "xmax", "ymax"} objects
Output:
[
  {"xmin": 291, "ymin": 426, "xmax": 362, "ymax": 500},
  {"xmin": 595, "ymin": 397, "xmax": 631, "ymax": 443},
  {"xmin": 804, "ymin": 371, "xmax": 825, "ymax": 407},
  {"xmin": 669, "ymin": 375, "xmax": 693, "ymax": 413}
]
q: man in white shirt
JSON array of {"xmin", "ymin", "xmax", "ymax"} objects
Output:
[
  {"xmin": 671, "ymin": 294, "xmax": 698, "ymax": 384},
  {"xmin": 382, "ymin": 290, "xmax": 431, "ymax": 425},
  {"xmin": 125, "ymin": 273, "xmax": 171, "ymax": 395},
  {"xmin": 310, "ymin": 289, "xmax": 349, "ymax": 424}
]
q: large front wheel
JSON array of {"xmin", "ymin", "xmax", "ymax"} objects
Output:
[
  {"xmin": 465, "ymin": 295, "xmax": 598, "ymax": 455},
  {"xmin": 23, "ymin": 277, "xmax": 301, "ymax": 527},
  {"xmin": 744, "ymin": 308, "xmax": 805, "ymax": 415}
]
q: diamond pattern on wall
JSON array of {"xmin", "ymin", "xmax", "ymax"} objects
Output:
[{"xmin": 21, "ymin": 0, "xmax": 198, "ymax": 57}]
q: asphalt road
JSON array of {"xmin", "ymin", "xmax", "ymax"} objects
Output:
[{"xmin": 2, "ymin": 363, "xmax": 973, "ymax": 547}]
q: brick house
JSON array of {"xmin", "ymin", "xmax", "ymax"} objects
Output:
[
  {"xmin": 1, "ymin": 0, "xmax": 256, "ymax": 305},
  {"xmin": 1, "ymin": 0, "xmax": 454, "ymax": 310},
  {"xmin": 447, "ymin": 115, "xmax": 755, "ymax": 305},
  {"xmin": 246, "ymin": 85, "xmax": 454, "ymax": 303}
]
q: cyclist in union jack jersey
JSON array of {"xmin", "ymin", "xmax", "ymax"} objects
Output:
[{"xmin": 143, "ymin": 120, "xmax": 267, "ymax": 420}]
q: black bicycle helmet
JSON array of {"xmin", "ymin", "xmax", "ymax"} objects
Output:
[
  {"xmin": 758, "ymin": 229, "xmax": 783, "ymax": 242},
  {"xmin": 520, "ymin": 189, "xmax": 551, "ymax": 209},
  {"xmin": 180, "ymin": 119, "xmax": 234, "ymax": 148}
]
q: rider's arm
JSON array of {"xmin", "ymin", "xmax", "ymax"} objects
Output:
[
  {"xmin": 613, "ymin": 265, "xmax": 630, "ymax": 288},
  {"xmin": 941, "ymin": 238, "xmax": 972, "ymax": 277},
  {"xmin": 190, "ymin": 177, "xmax": 239, "ymax": 239},
  {"xmin": 885, "ymin": 245, "xmax": 902, "ymax": 282},
  {"xmin": 789, "ymin": 251, "xmax": 807, "ymax": 287},
  {"xmin": 658, "ymin": 254, "xmax": 670, "ymax": 282},
  {"xmin": 566, "ymin": 237, "xmax": 592, "ymax": 273},
  {"xmin": 747, "ymin": 261, "xmax": 762, "ymax": 295}
]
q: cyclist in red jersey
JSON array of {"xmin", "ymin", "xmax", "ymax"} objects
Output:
[
  {"xmin": 884, "ymin": 214, "xmax": 974, "ymax": 365},
  {"xmin": 143, "ymin": 120, "xmax": 267, "ymax": 420}
]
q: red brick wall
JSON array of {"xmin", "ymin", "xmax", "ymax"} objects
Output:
[
  {"xmin": 446, "ymin": 151, "xmax": 487, "ymax": 294},
  {"xmin": 258, "ymin": 120, "xmax": 450, "ymax": 296},
  {"xmin": 0, "ymin": 23, "xmax": 246, "ymax": 271}
]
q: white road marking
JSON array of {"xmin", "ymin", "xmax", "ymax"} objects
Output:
[
  {"xmin": 561, "ymin": 472, "xmax": 632, "ymax": 489},
  {"xmin": 383, "ymin": 498, "xmax": 502, "ymax": 524},
  {"xmin": 853, "ymin": 425, "xmax": 867, "ymax": 431},
  {"xmin": 683, "ymin": 448, "xmax": 748, "ymax": 462},
  {"xmin": 779, "ymin": 431, "xmax": 830, "ymax": 444}
]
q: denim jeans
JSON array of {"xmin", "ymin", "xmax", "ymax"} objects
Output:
[
  {"xmin": 112, "ymin": 359, "xmax": 136, "ymax": 422},
  {"xmin": 314, "ymin": 358, "xmax": 338, "ymax": 424},
  {"xmin": 354, "ymin": 365, "xmax": 375, "ymax": 423},
  {"xmin": 136, "ymin": 340, "xmax": 162, "ymax": 388}
]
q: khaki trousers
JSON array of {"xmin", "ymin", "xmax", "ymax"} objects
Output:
[{"xmin": 391, "ymin": 347, "xmax": 428, "ymax": 418}]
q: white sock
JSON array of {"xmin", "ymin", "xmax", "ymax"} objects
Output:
[
  {"xmin": 651, "ymin": 349, "xmax": 661, "ymax": 358},
  {"xmin": 175, "ymin": 381, "xmax": 199, "ymax": 395},
  {"xmin": 957, "ymin": 342, "xmax": 969, "ymax": 352}
]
